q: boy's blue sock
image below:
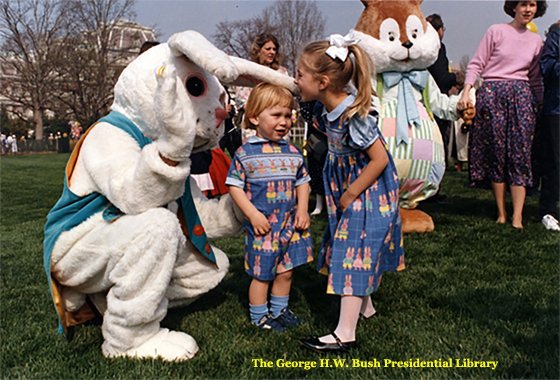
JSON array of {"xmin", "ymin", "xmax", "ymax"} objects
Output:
[
  {"xmin": 249, "ymin": 303, "xmax": 269, "ymax": 325},
  {"xmin": 269, "ymin": 294, "xmax": 289, "ymax": 318}
]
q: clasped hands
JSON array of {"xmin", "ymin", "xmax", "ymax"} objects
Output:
[{"xmin": 249, "ymin": 209, "xmax": 310, "ymax": 236}]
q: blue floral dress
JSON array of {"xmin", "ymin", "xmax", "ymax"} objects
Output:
[
  {"xmin": 226, "ymin": 136, "xmax": 313, "ymax": 281},
  {"xmin": 316, "ymin": 95, "xmax": 405, "ymax": 296}
]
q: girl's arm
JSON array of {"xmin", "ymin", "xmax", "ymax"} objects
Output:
[
  {"xmin": 228, "ymin": 186, "xmax": 270, "ymax": 235},
  {"xmin": 294, "ymin": 183, "xmax": 310, "ymax": 230},
  {"xmin": 340, "ymin": 139, "xmax": 389, "ymax": 211}
]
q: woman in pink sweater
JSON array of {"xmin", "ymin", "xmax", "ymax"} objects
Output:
[{"xmin": 458, "ymin": 0, "xmax": 548, "ymax": 229}]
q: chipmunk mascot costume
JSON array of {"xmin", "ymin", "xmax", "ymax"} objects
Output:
[
  {"xmin": 43, "ymin": 30, "xmax": 296, "ymax": 362},
  {"xmin": 352, "ymin": 0, "xmax": 468, "ymax": 232}
]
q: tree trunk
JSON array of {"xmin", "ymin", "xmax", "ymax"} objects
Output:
[{"xmin": 33, "ymin": 104, "xmax": 44, "ymax": 141}]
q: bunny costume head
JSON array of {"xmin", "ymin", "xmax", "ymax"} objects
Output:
[{"xmin": 113, "ymin": 30, "xmax": 295, "ymax": 152}]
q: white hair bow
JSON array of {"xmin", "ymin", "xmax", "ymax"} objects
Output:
[{"xmin": 325, "ymin": 32, "xmax": 361, "ymax": 62}]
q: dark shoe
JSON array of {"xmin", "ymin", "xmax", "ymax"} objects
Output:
[
  {"xmin": 425, "ymin": 193, "xmax": 449, "ymax": 204},
  {"xmin": 275, "ymin": 308, "xmax": 301, "ymax": 328},
  {"xmin": 300, "ymin": 332, "xmax": 357, "ymax": 353},
  {"xmin": 255, "ymin": 314, "xmax": 285, "ymax": 332}
]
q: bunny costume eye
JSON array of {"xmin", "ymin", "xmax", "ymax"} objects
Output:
[
  {"xmin": 186, "ymin": 75, "xmax": 206, "ymax": 97},
  {"xmin": 380, "ymin": 18, "xmax": 400, "ymax": 43},
  {"xmin": 406, "ymin": 15, "xmax": 424, "ymax": 41}
]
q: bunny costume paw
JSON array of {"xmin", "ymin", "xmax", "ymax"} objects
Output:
[{"xmin": 103, "ymin": 328, "xmax": 198, "ymax": 362}]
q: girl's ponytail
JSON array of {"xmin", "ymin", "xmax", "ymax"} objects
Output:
[
  {"xmin": 300, "ymin": 37, "xmax": 375, "ymax": 123},
  {"xmin": 343, "ymin": 45, "xmax": 375, "ymax": 123}
]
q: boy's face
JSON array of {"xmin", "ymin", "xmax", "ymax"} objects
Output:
[
  {"xmin": 295, "ymin": 63, "xmax": 322, "ymax": 102},
  {"xmin": 250, "ymin": 105, "xmax": 292, "ymax": 142}
]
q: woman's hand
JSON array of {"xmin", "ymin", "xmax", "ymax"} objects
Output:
[
  {"xmin": 457, "ymin": 84, "xmax": 474, "ymax": 111},
  {"xmin": 294, "ymin": 209, "xmax": 310, "ymax": 230},
  {"xmin": 249, "ymin": 211, "xmax": 270, "ymax": 236}
]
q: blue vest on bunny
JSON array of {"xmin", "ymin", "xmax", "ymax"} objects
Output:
[{"xmin": 44, "ymin": 111, "xmax": 215, "ymax": 332}]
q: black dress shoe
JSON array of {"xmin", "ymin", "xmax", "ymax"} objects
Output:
[{"xmin": 300, "ymin": 332, "xmax": 357, "ymax": 353}]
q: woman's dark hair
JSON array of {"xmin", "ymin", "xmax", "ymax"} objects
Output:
[
  {"xmin": 426, "ymin": 14, "xmax": 444, "ymax": 31},
  {"xmin": 503, "ymin": 1, "xmax": 548, "ymax": 19},
  {"xmin": 249, "ymin": 33, "xmax": 281, "ymax": 70},
  {"xmin": 139, "ymin": 41, "xmax": 160, "ymax": 55}
]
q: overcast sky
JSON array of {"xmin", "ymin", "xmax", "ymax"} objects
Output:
[{"xmin": 135, "ymin": 0, "xmax": 559, "ymax": 66}]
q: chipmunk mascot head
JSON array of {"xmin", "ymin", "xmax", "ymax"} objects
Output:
[
  {"xmin": 43, "ymin": 30, "xmax": 295, "ymax": 362},
  {"xmin": 352, "ymin": 0, "xmax": 462, "ymax": 233}
]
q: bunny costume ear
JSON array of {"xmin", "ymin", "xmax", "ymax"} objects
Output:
[
  {"xmin": 168, "ymin": 30, "xmax": 297, "ymax": 93},
  {"xmin": 168, "ymin": 30, "xmax": 239, "ymax": 83},
  {"xmin": 227, "ymin": 57, "xmax": 298, "ymax": 94}
]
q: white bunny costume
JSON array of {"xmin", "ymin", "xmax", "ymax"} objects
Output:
[{"xmin": 43, "ymin": 31, "xmax": 295, "ymax": 362}]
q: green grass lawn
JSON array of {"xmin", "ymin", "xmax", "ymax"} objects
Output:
[{"xmin": 1, "ymin": 153, "xmax": 558, "ymax": 379}]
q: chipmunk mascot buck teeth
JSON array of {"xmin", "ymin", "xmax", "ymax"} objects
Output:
[
  {"xmin": 43, "ymin": 30, "xmax": 295, "ymax": 362},
  {"xmin": 353, "ymin": 0, "xmax": 465, "ymax": 233}
]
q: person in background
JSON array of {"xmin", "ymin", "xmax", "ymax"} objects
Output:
[
  {"xmin": 426, "ymin": 13, "xmax": 457, "ymax": 201},
  {"xmin": 458, "ymin": 0, "xmax": 548, "ymax": 229},
  {"xmin": 139, "ymin": 40, "xmax": 160, "ymax": 55},
  {"xmin": 426, "ymin": 14, "xmax": 457, "ymax": 96},
  {"xmin": 448, "ymin": 71, "xmax": 475, "ymax": 172},
  {"xmin": 538, "ymin": 21, "xmax": 560, "ymax": 231},
  {"xmin": 219, "ymin": 87, "xmax": 242, "ymax": 156},
  {"xmin": 300, "ymin": 100, "xmax": 327, "ymax": 215},
  {"xmin": 235, "ymin": 33, "xmax": 289, "ymax": 143}
]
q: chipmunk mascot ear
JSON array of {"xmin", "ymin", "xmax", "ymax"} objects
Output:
[
  {"xmin": 43, "ymin": 30, "xmax": 295, "ymax": 362},
  {"xmin": 352, "ymin": 0, "xmax": 463, "ymax": 233}
]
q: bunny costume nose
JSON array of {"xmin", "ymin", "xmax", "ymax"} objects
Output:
[{"xmin": 215, "ymin": 107, "xmax": 229, "ymax": 128}]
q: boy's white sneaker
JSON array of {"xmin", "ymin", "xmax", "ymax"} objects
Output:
[{"xmin": 541, "ymin": 214, "xmax": 560, "ymax": 231}]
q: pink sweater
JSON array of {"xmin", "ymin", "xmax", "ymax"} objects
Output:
[{"xmin": 465, "ymin": 23, "xmax": 543, "ymax": 100}]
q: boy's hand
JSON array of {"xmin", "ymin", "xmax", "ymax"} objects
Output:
[
  {"xmin": 249, "ymin": 211, "xmax": 270, "ymax": 236},
  {"xmin": 294, "ymin": 210, "xmax": 310, "ymax": 230}
]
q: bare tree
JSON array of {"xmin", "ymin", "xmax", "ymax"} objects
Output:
[
  {"xmin": 263, "ymin": 0, "xmax": 325, "ymax": 75},
  {"xmin": 213, "ymin": 0, "xmax": 325, "ymax": 75},
  {"xmin": 0, "ymin": 0, "xmax": 72, "ymax": 140},
  {"xmin": 50, "ymin": 0, "xmax": 136, "ymax": 127},
  {"xmin": 459, "ymin": 55, "xmax": 470, "ymax": 76},
  {"xmin": 213, "ymin": 16, "xmax": 278, "ymax": 60}
]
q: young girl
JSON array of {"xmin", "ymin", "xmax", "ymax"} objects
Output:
[
  {"xmin": 295, "ymin": 35, "xmax": 405, "ymax": 352},
  {"xmin": 226, "ymin": 83, "xmax": 313, "ymax": 331}
]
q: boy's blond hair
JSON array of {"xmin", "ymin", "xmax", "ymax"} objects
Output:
[{"xmin": 243, "ymin": 83, "xmax": 295, "ymax": 130}]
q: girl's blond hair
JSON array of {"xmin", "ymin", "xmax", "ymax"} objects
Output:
[
  {"xmin": 299, "ymin": 40, "xmax": 374, "ymax": 123},
  {"xmin": 243, "ymin": 83, "xmax": 295, "ymax": 129}
]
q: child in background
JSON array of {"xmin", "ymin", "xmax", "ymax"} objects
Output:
[
  {"xmin": 226, "ymin": 83, "xmax": 313, "ymax": 332},
  {"xmin": 295, "ymin": 34, "xmax": 405, "ymax": 352}
]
